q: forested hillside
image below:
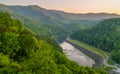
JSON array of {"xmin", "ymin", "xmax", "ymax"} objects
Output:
[
  {"xmin": 0, "ymin": 12, "xmax": 107, "ymax": 74},
  {"xmin": 0, "ymin": 4, "xmax": 120, "ymax": 41},
  {"xmin": 71, "ymin": 18, "xmax": 120, "ymax": 64}
]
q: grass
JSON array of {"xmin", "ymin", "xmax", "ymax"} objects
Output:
[
  {"xmin": 66, "ymin": 38, "xmax": 105, "ymax": 58},
  {"xmin": 103, "ymin": 65, "xmax": 113, "ymax": 71}
]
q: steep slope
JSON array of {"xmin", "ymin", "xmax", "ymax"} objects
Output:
[
  {"xmin": 0, "ymin": 12, "xmax": 107, "ymax": 74},
  {"xmin": 0, "ymin": 4, "xmax": 69, "ymax": 41},
  {"xmin": 71, "ymin": 18, "xmax": 120, "ymax": 64}
]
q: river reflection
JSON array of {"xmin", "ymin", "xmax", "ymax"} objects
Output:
[{"xmin": 60, "ymin": 41, "xmax": 95, "ymax": 67}]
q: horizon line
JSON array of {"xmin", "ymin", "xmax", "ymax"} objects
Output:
[{"xmin": 1, "ymin": 3, "xmax": 120, "ymax": 15}]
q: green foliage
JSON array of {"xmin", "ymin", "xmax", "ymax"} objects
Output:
[
  {"xmin": 103, "ymin": 65, "xmax": 113, "ymax": 71},
  {"xmin": 111, "ymin": 50, "xmax": 120, "ymax": 64},
  {"xmin": 0, "ymin": 4, "xmax": 101, "ymax": 42},
  {"xmin": 0, "ymin": 12, "xmax": 107, "ymax": 74},
  {"xmin": 2, "ymin": 32, "xmax": 19, "ymax": 56},
  {"xmin": 107, "ymin": 59, "xmax": 115, "ymax": 65},
  {"xmin": 71, "ymin": 18, "xmax": 120, "ymax": 64}
]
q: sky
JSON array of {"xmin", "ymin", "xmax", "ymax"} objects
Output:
[{"xmin": 0, "ymin": 0, "xmax": 120, "ymax": 14}]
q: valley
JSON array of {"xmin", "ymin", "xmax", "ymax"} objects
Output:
[
  {"xmin": 0, "ymin": 3, "xmax": 120, "ymax": 74},
  {"xmin": 0, "ymin": 4, "xmax": 120, "ymax": 41},
  {"xmin": 0, "ymin": 12, "xmax": 107, "ymax": 74}
]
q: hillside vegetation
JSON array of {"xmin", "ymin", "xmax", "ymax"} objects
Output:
[
  {"xmin": 0, "ymin": 4, "xmax": 120, "ymax": 41},
  {"xmin": 0, "ymin": 12, "xmax": 107, "ymax": 74},
  {"xmin": 67, "ymin": 38, "xmax": 105, "ymax": 58},
  {"xmin": 71, "ymin": 18, "xmax": 120, "ymax": 64}
]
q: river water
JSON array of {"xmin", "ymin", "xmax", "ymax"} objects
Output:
[{"xmin": 60, "ymin": 41, "xmax": 95, "ymax": 67}]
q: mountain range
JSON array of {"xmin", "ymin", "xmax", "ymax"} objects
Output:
[{"xmin": 0, "ymin": 4, "xmax": 120, "ymax": 41}]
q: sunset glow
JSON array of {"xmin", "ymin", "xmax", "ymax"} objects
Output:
[{"xmin": 0, "ymin": 0, "xmax": 120, "ymax": 14}]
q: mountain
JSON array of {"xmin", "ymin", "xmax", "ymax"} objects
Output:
[
  {"xmin": 7, "ymin": 5, "xmax": 120, "ymax": 21},
  {"xmin": 71, "ymin": 18, "xmax": 120, "ymax": 64},
  {"xmin": 0, "ymin": 4, "xmax": 120, "ymax": 41}
]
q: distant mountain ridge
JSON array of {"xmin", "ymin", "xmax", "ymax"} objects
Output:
[
  {"xmin": 1, "ymin": 4, "xmax": 120, "ymax": 20},
  {"xmin": 46, "ymin": 10, "xmax": 120, "ymax": 20},
  {"xmin": 0, "ymin": 3, "xmax": 120, "ymax": 41}
]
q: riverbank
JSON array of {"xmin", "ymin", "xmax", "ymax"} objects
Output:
[{"xmin": 66, "ymin": 38, "xmax": 104, "ymax": 67}]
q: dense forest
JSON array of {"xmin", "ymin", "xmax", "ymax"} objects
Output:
[
  {"xmin": 71, "ymin": 18, "xmax": 120, "ymax": 64},
  {"xmin": 0, "ymin": 12, "xmax": 107, "ymax": 74},
  {"xmin": 1, "ymin": 4, "xmax": 119, "ymax": 42}
]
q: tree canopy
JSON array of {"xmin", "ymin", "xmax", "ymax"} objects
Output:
[
  {"xmin": 0, "ymin": 12, "xmax": 107, "ymax": 74},
  {"xmin": 71, "ymin": 18, "xmax": 120, "ymax": 64}
]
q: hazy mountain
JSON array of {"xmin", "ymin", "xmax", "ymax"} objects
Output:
[
  {"xmin": 1, "ymin": 4, "xmax": 120, "ymax": 23},
  {"xmin": 0, "ymin": 4, "xmax": 120, "ymax": 41}
]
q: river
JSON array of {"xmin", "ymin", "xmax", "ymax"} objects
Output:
[{"xmin": 60, "ymin": 41, "xmax": 95, "ymax": 67}]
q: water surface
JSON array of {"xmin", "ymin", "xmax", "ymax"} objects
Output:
[{"xmin": 60, "ymin": 41, "xmax": 95, "ymax": 67}]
